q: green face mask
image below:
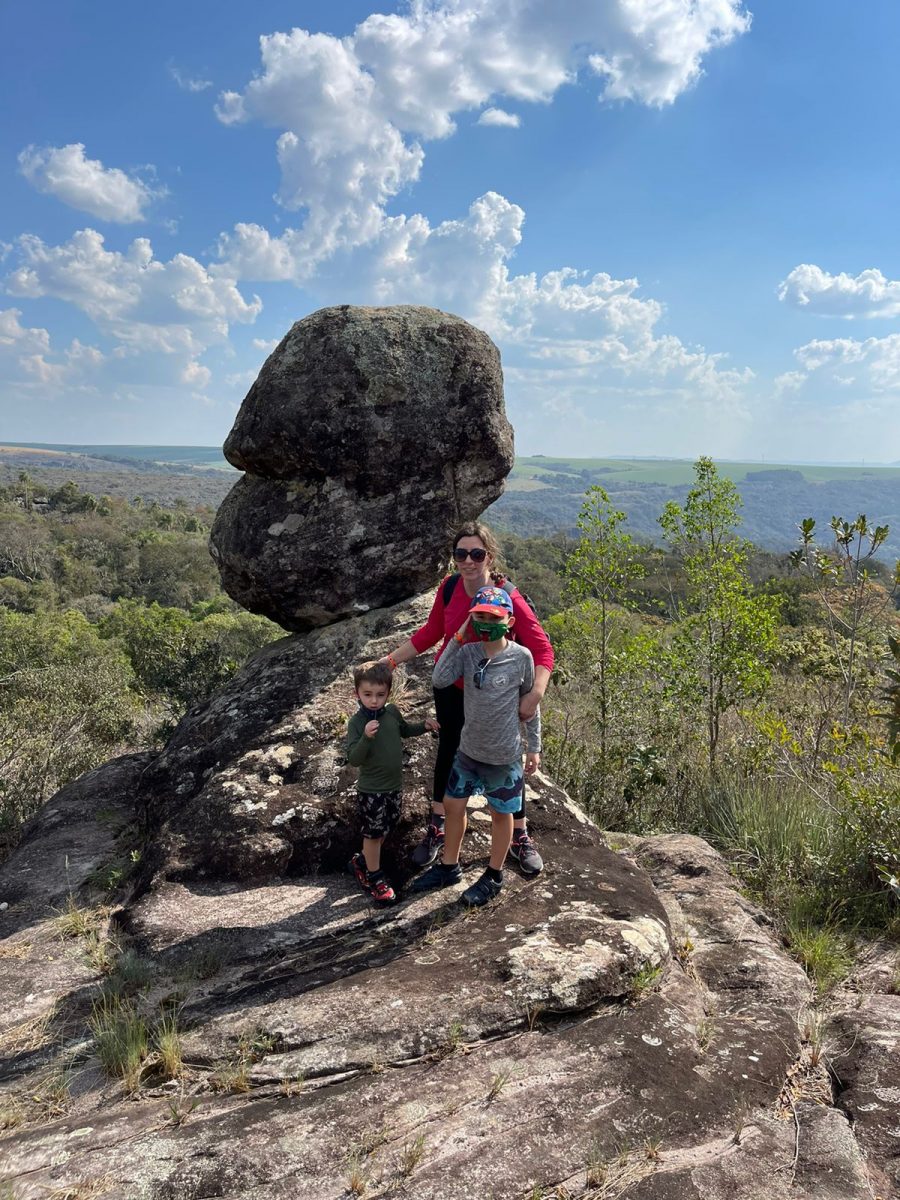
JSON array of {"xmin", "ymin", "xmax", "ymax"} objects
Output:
[{"xmin": 472, "ymin": 619, "xmax": 509, "ymax": 641}]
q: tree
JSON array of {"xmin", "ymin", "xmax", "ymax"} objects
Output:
[
  {"xmin": 99, "ymin": 599, "xmax": 280, "ymax": 707},
  {"xmin": 17, "ymin": 471, "xmax": 32, "ymax": 512},
  {"xmin": 659, "ymin": 457, "xmax": 779, "ymax": 772},
  {"xmin": 791, "ymin": 514, "xmax": 898, "ymax": 721},
  {"xmin": 0, "ymin": 609, "xmax": 137, "ymax": 841},
  {"xmin": 565, "ymin": 486, "xmax": 646, "ymax": 801},
  {"xmin": 133, "ymin": 536, "xmax": 220, "ymax": 608}
]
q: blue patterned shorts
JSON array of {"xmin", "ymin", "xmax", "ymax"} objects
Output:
[{"xmin": 445, "ymin": 751, "xmax": 524, "ymax": 814}]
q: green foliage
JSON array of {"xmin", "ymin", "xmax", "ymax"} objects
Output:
[
  {"xmin": 567, "ymin": 486, "xmax": 647, "ymax": 609},
  {"xmin": 659, "ymin": 457, "xmax": 780, "ymax": 769},
  {"xmin": 498, "ymin": 531, "xmax": 571, "ymax": 616},
  {"xmin": 882, "ymin": 633, "xmax": 900, "ymax": 762},
  {"xmin": 543, "ymin": 466, "xmax": 900, "ymax": 944},
  {"xmin": 791, "ymin": 513, "xmax": 899, "ymax": 720},
  {"xmin": 0, "ymin": 608, "xmax": 138, "ymax": 839},
  {"xmin": 562, "ymin": 487, "xmax": 648, "ymax": 807},
  {"xmin": 89, "ymin": 993, "xmax": 149, "ymax": 1091},
  {"xmin": 785, "ymin": 919, "xmax": 854, "ymax": 994},
  {"xmin": 544, "ymin": 603, "xmax": 688, "ymax": 829},
  {"xmin": 0, "ymin": 484, "xmax": 282, "ymax": 853},
  {"xmin": 99, "ymin": 599, "xmax": 281, "ymax": 707},
  {"xmin": 628, "ymin": 962, "xmax": 663, "ymax": 999}
]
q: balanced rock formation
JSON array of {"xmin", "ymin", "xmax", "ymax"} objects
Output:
[
  {"xmin": 1, "ymin": 315, "xmax": 896, "ymax": 1199},
  {"xmin": 210, "ymin": 305, "xmax": 513, "ymax": 631}
]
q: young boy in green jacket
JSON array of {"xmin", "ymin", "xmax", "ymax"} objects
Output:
[{"xmin": 346, "ymin": 661, "xmax": 439, "ymax": 905}]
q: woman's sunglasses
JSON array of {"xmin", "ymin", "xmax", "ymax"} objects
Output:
[{"xmin": 453, "ymin": 547, "xmax": 487, "ymax": 562}]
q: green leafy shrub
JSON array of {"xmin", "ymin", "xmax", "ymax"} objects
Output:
[{"xmin": 0, "ymin": 609, "xmax": 137, "ymax": 841}]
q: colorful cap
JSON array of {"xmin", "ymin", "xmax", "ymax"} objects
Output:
[{"xmin": 470, "ymin": 585, "xmax": 513, "ymax": 615}]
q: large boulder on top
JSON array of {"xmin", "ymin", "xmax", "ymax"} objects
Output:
[{"xmin": 210, "ymin": 305, "xmax": 513, "ymax": 631}]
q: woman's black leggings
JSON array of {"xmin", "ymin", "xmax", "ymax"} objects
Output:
[{"xmin": 431, "ymin": 684, "xmax": 526, "ymax": 820}]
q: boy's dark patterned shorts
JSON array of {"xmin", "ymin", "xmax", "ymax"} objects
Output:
[{"xmin": 357, "ymin": 790, "xmax": 402, "ymax": 839}]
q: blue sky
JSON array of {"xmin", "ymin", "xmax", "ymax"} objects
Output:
[{"xmin": 3, "ymin": 0, "xmax": 900, "ymax": 461}]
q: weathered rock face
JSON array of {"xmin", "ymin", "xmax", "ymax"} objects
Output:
[
  {"xmin": 1, "ymin": 327, "xmax": 894, "ymax": 1196},
  {"xmin": 1, "ymin": 608, "xmax": 894, "ymax": 1199},
  {"xmin": 210, "ymin": 305, "xmax": 513, "ymax": 630}
]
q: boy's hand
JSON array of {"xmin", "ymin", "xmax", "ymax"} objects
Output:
[
  {"xmin": 456, "ymin": 615, "xmax": 471, "ymax": 639},
  {"xmin": 424, "ymin": 718, "xmax": 440, "ymax": 733},
  {"xmin": 524, "ymin": 752, "xmax": 540, "ymax": 775},
  {"xmin": 364, "ymin": 720, "xmax": 380, "ymax": 738}
]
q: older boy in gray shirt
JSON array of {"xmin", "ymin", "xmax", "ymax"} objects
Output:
[{"xmin": 410, "ymin": 585, "xmax": 541, "ymax": 907}]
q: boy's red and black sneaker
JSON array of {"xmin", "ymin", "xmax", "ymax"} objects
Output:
[
  {"xmin": 348, "ymin": 853, "xmax": 370, "ymax": 893},
  {"xmin": 348, "ymin": 855, "xmax": 398, "ymax": 906},
  {"xmin": 368, "ymin": 875, "xmax": 398, "ymax": 906}
]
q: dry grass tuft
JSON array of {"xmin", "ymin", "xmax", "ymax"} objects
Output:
[
  {"xmin": 0, "ymin": 1003, "xmax": 58, "ymax": 1055},
  {"xmin": 0, "ymin": 939, "xmax": 33, "ymax": 961},
  {"xmin": 44, "ymin": 1178, "xmax": 114, "ymax": 1199},
  {"xmin": 54, "ymin": 895, "xmax": 106, "ymax": 940}
]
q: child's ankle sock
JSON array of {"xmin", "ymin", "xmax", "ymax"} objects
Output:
[
  {"xmin": 486, "ymin": 866, "xmax": 503, "ymax": 884},
  {"xmin": 366, "ymin": 868, "xmax": 384, "ymax": 882},
  {"xmin": 432, "ymin": 813, "xmax": 445, "ymax": 828},
  {"xmin": 439, "ymin": 860, "xmax": 458, "ymax": 872}
]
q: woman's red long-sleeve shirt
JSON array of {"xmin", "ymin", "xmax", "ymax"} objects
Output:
[{"xmin": 410, "ymin": 575, "xmax": 554, "ymax": 688}]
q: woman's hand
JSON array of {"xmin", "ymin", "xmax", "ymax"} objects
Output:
[
  {"xmin": 525, "ymin": 752, "xmax": 540, "ymax": 775},
  {"xmin": 364, "ymin": 720, "xmax": 380, "ymax": 738},
  {"xmin": 519, "ymin": 688, "xmax": 542, "ymax": 721},
  {"xmin": 424, "ymin": 718, "xmax": 441, "ymax": 733}
]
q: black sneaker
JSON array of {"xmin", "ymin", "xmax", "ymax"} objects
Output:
[
  {"xmin": 411, "ymin": 822, "xmax": 445, "ymax": 867},
  {"xmin": 509, "ymin": 831, "xmax": 544, "ymax": 876},
  {"xmin": 408, "ymin": 861, "xmax": 463, "ymax": 893},
  {"xmin": 461, "ymin": 871, "xmax": 502, "ymax": 908}
]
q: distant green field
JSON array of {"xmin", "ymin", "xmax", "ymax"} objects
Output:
[
  {"xmin": 508, "ymin": 456, "xmax": 900, "ymax": 489},
  {"xmin": 8, "ymin": 445, "xmax": 900, "ymax": 485}
]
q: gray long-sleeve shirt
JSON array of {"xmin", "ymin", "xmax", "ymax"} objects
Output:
[{"xmin": 433, "ymin": 638, "xmax": 541, "ymax": 763}]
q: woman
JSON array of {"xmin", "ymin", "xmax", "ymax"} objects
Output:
[{"xmin": 381, "ymin": 521, "xmax": 554, "ymax": 875}]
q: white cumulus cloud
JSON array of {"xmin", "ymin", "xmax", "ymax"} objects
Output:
[
  {"xmin": 478, "ymin": 107, "xmax": 521, "ymax": 127},
  {"xmin": 18, "ymin": 143, "xmax": 163, "ymax": 224},
  {"xmin": 0, "ymin": 307, "xmax": 105, "ymax": 390},
  {"xmin": 792, "ymin": 334, "xmax": 900, "ymax": 390},
  {"xmin": 768, "ymin": 333, "xmax": 900, "ymax": 459},
  {"xmin": 293, "ymin": 191, "xmax": 754, "ymax": 454},
  {"xmin": 216, "ymin": 1, "xmax": 749, "ymax": 265},
  {"xmin": 5, "ymin": 230, "xmax": 261, "ymax": 398},
  {"xmin": 778, "ymin": 264, "xmax": 900, "ymax": 319},
  {"xmin": 8, "ymin": 229, "xmax": 261, "ymax": 354}
]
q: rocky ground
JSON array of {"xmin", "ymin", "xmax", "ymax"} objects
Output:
[{"xmin": 1, "ymin": 595, "xmax": 896, "ymax": 1200}]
